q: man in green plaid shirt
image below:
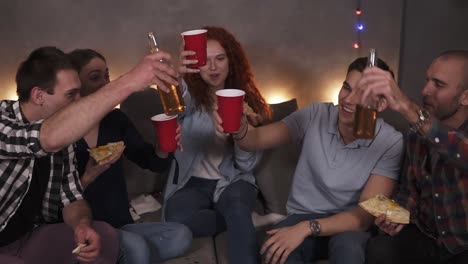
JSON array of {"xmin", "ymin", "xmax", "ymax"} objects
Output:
[{"xmin": 362, "ymin": 50, "xmax": 468, "ymax": 264}]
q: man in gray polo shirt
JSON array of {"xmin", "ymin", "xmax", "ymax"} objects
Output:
[{"xmin": 215, "ymin": 57, "xmax": 403, "ymax": 264}]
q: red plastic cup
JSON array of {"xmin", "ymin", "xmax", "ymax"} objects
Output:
[
  {"xmin": 181, "ymin": 29, "xmax": 207, "ymax": 68},
  {"xmin": 216, "ymin": 89, "xmax": 245, "ymax": 133},
  {"xmin": 151, "ymin": 114, "xmax": 178, "ymax": 153}
]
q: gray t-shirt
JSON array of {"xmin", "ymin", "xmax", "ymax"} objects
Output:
[{"xmin": 282, "ymin": 103, "xmax": 403, "ymax": 215}]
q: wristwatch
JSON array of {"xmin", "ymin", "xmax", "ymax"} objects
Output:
[
  {"xmin": 309, "ymin": 219, "xmax": 321, "ymax": 237},
  {"xmin": 410, "ymin": 107, "xmax": 431, "ymax": 133}
]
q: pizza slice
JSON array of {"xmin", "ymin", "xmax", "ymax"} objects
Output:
[
  {"xmin": 88, "ymin": 141, "xmax": 125, "ymax": 164},
  {"xmin": 359, "ymin": 194, "xmax": 410, "ymax": 224}
]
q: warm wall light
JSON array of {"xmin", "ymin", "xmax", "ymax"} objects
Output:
[
  {"xmin": 268, "ymin": 95, "xmax": 289, "ymax": 104},
  {"xmin": 4, "ymin": 84, "xmax": 18, "ymax": 100},
  {"xmin": 324, "ymin": 80, "xmax": 343, "ymax": 105},
  {"xmin": 264, "ymin": 86, "xmax": 293, "ymax": 104}
]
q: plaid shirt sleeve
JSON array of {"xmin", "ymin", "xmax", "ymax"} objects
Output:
[
  {"xmin": 426, "ymin": 119, "xmax": 467, "ymax": 169},
  {"xmin": 0, "ymin": 116, "xmax": 48, "ymax": 159},
  {"xmin": 59, "ymin": 144, "xmax": 83, "ymax": 206}
]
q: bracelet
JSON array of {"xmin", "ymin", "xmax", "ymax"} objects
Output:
[
  {"xmin": 410, "ymin": 107, "xmax": 431, "ymax": 133},
  {"xmin": 233, "ymin": 122, "xmax": 249, "ymax": 141}
]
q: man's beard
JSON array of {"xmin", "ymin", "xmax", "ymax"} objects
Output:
[
  {"xmin": 436, "ymin": 104, "xmax": 460, "ymax": 121},
  {"xmin": 423, "ymin": 96, "xmax": 461, "ymax": 122}
]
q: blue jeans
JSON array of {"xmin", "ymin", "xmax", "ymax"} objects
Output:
[
  {"xmin": 263, "ymin": 214, "xmax": 371, "ymax": 264},
  {"xmin": 119, "ymin": 222, "xmax": 192, "ymax": 264},
  {"xmin": 165, "ymin": 177, "xmax": 258, "ymax": 264}
]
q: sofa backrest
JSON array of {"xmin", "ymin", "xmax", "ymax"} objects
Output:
[{"xmin": 255, "ymin": 99, "xmax": 300, "ymax": 214}]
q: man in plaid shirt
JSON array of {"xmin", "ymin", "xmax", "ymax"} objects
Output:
[
  {"xmin": 361, "ymin": 50, "xmax": 468, "ymax": 263},
  {"xmin": 0, "ymin": 47, "xmax": 179, "ymax": 263}
]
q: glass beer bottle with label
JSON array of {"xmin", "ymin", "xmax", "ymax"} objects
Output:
[
  {"xmin": 147, "ymin": 31, "xmax": 186, "ymax": 115},
  {"xmin": 353, "ymin": 48, "xmax": 378, "ymax": 139}
]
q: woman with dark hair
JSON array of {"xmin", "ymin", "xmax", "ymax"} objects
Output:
[
  {"xmin": 68, "ymin": 49, "xmax": 192, "ymax": 264},
  {"xmin": 68, "ymin": 49, "xmax": 109, "ymax": 97},
  {"xmin": 163, "ymin": 26, "xmax": 271, "ymax": 264}
]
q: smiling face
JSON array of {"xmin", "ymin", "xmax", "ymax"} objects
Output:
[
  {"xmin": 199, "ymin": 39, "xmax": 229, "ymax": 91},
  {"xmin": 421, "ymin": 56, "xmax": 467, "ymax": 123},
  {"xmin": 337, "ymin": 70, "xmax": 363, "ymax": 129},
  {"xmin": 78, "ymin": 57, "xmax": 110, "ymax": 96}
]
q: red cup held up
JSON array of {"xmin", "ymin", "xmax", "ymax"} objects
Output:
[
  {"xmin": 181, "ymin": 29, "xmax": 207, "ymax": 68},
  {"xmin": 216, "ymin": 89, "xmax": 246, "ymax": 133},
  {"xmin": 151, "ymin": 114, "xmax": 178, "ymax": 153}
]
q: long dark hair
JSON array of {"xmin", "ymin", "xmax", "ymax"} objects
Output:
[{"xmin": 68, "ymin": 48, "xmax": 106, "ymax": 73}]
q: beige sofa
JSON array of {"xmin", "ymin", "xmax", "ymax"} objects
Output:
[{"xmin": 121, "ymin": 89, "xmax": 327, "ymax": 264}]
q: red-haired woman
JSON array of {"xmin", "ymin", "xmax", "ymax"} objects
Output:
[{"xmin": 163, "ymin": 26, "xmax": 271, "ymax": 263}]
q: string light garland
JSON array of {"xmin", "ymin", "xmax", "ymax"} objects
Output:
[{"xmin": 353, "ymin": 0, "xmax": 363, "ymax": 49}]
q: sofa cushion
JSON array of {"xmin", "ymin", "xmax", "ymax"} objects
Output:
[
  {"xmin": 255, "ymin": 98, "xmax": 299, "ymax": 215},
  {"xmin": 255, "ymin": 143, "xmax": 300, "ymax": 215}
]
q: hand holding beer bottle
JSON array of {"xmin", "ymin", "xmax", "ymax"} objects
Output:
[
  {"xmin": 353, "ymin": 49, "xmax": 378, "ymax": 139},
  {"xmin": 147, "ymin": 32, "xmax": 186, "ymax": 116}
]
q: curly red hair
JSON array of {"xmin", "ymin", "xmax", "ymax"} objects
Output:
[{"xmin": 185, "ymin": 26, "xmax": 272, "ymax": 121}]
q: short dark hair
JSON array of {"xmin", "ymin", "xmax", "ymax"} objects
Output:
[
  {"xmin": 347, "ymin": 56, "xmax": 395, "ymax": 79},
  {"xmin": 68, "ymin": 49, "xmax": 106, "ymax": 73},
  {"xmin": 16, "ymin": 46, "xmax": 76, "ymax": 102}
]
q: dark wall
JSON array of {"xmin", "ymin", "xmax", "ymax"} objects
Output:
[
  {"xmin": 0, "ymin": 0, "xmax": 402, "ymax": 108},
  {"xmin": 393, "ymin": 0, "xmax": 468, "ymax": 131}
]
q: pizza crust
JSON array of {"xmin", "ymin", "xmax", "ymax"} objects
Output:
[
  {"xmin": 359, "ymin": 194, "xmax": 410, "ymax": 224},
  {"xmin": 88, "ymin": 141, "xmax": 125, "ymax": 164}
]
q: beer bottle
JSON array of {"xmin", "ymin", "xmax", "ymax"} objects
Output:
[
  {"xmin": 353, "ymin": 49, "xmax": 378, "ymax": 139},
  {"xmin": 147, "ymin": 32, "xmax": 186, "ymax": 115}
]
